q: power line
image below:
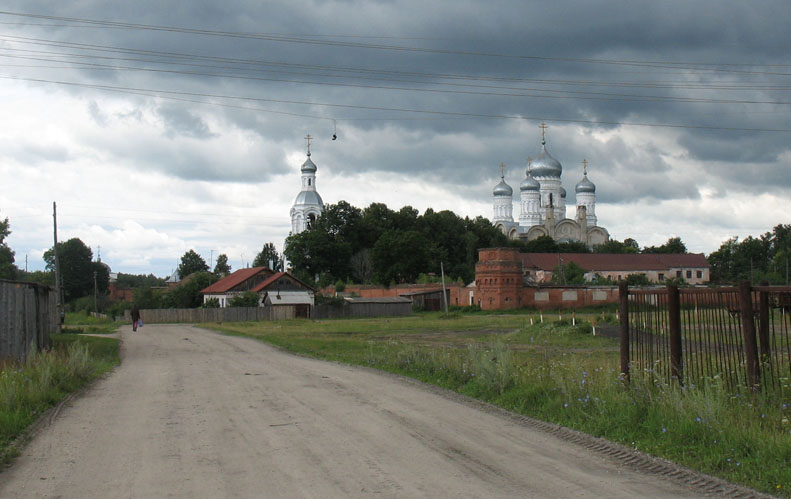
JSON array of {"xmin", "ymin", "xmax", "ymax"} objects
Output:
[
  {"xmin": 3, "ymin": 74, "xmax": 790, "ymax": 133},
  {"xmin": 4, "ymin": 51, "xmax": 791, "ymax": 107},
  {"xmin": 2, "ymin": 11, "xmax": 791, "ymax": 76}
]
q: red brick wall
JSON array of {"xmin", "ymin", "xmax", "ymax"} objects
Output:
[{"xmin": 474, "ymin": 247, "xmax": 620, "ymax": 310}]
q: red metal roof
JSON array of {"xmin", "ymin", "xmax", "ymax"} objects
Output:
[
  {"xmin": 200, "ymin": 267, "xmax": 272, "ymax": 294},
  {"xmin": 520, "ymin": 253, "xmax": 710, "ymax": 272}
]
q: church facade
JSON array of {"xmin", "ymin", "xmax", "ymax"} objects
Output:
[
  {"xmin": 290, "ymin": 135, "xmax": 324, "ymax": 235},
  {"xmin": 492, "ymin": 125, "xmax": 609, "ymax": 247}
]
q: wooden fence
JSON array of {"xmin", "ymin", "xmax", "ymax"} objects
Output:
[
  {"xmin": 619, "ymin": 282, "xmax": 791, "ymax": 392},
  {"xmin": 0, "ymin": 279, "xmax": 57, "ymax": 362},
  {"xmin": 131, "ymin": 301, "xmax": 412, "ymax": 324}
]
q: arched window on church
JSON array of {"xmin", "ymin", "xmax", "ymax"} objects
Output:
[
  {"xmin": 307, "ymin": 213, "xmax": 316, "ymax": 229},
  {"xmin": 308, "ymin": 178, "xmax": 311, "ymax": 186}
]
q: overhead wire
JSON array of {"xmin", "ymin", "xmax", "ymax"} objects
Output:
[
  {"xmin": 2, "ymin": 11, "xmax": 791, "ymax": 75},
  {"xmin": 3, "ymin": 74, "xmax": 790, "ymax": 132}
]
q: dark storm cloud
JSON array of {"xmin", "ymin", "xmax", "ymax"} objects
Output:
[
  {"xmin": 155, "ymin": 104, "xmax": 216, "ymax": 140},
  {"xmin": 3, "ymin": 0, "xmax": 790, "ymax": 204}
]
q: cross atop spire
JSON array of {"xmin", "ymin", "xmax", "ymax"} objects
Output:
[
  {"xmin": 582, "ymin": 158, "xmax": 588, "ymax": 175},
  {"xmin": 527, "ymin": 156, "xmax": 532, "ymax": 172},
  {"xmin": 500, "ymin": 162, "xmax": 505, "ymax": 178},
  {"xmin": 305, "ymin": 134, "xmax": 312, "ymax": 155},
  {"xmin": 539, "ymin": 122, "xmax": 548, "ymax": 144}
]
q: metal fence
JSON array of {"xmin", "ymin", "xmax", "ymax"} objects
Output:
[
  {"xmin": 0, "ymin": 279, "xmax": 57, "ymax": 362},
  {"xmin": 619, "ymin": 282, "xmax": 791, "ymax": 391}
]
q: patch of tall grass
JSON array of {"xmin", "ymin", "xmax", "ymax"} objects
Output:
[{"xmin": 0, "ymin": 335, "xmax": 119, "ymax": 461}]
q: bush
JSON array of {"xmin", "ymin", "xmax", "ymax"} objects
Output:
[
  {"xmin": 202, "ymin": 297, "xmax": 220, "ymax": 308},
  {"xmin": 228, "ymin": 291, "xmax": 260, "ymax": 307}
]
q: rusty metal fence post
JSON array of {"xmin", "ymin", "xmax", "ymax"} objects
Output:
[
  {"xmin": 619, "ymin": 281, "xmax": 629, "ymax": 383},
  {"xmin": 738, "ymin": 281, "xmax": 760, "ymax": 390},
  {"xmin": 667, "ymin": 284, "xmax": 683, "ymax": 385},
  {"xmin": 757, "ymin": 281, "xmax": 771, "ymax": 364}
]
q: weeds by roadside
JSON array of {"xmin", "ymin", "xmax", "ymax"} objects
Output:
[{"xmin": 0, "ymin": 334, "xmax": 120, "ymax": 462}]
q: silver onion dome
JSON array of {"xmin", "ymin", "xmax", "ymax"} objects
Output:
[
  {"xmin": 576, "ymin": 174, "xmax": 596, "ymax": 193},
  {"xmin": 294, "ymin": 190, "xmax": 324, "ymax": 207},
  {"xmin": 300, "ymin": 153, "xmax": 317, "ymax": 173},
  {"xmin": 520, "ymin": 173, "xmax": 540, "ymax": 191},
  {"xmin": 493, "ymin": 178, "xmax": 513, "ymax": 196},
  {"xmin": 530, "ymin": 141, "xmax": 562, "ymax": 178}
]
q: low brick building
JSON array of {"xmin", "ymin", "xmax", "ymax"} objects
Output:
[{"xmin": 474, "ymin": 248, "xmax": 710, "ymax": 310}]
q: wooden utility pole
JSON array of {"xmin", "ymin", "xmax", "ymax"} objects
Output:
[{"xmin": 53, "ymin": 202, "xmax": 62, "ymax": 321}]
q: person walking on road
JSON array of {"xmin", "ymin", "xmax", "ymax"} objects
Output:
[{"xmin": 131, "ymin": 305, "xmax": 141, "ymax": 332}]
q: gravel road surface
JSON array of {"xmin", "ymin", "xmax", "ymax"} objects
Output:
[{"xmin": 0, "ymin": 324, "xmax": 733, "ymax": 498}]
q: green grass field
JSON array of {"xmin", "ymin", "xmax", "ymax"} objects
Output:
[{"xmin": 209, "ymin": 312, "xmax": 790, "ymax": 496}]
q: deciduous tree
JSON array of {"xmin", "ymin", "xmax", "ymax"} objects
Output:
[
  {"xmin": 253, "ymin": 243, "xmax": 283, "ymax": 271},
  {"xmin": 177, "ymin": 249, "xmax": 209, "ymax": 279},
  {"xmin": 214, "ymin": 253, "xmax": 231, "ymax": 276},
  {"xmin": 43, "ymin": 238, "xmax": 94, "ymax": 301}
]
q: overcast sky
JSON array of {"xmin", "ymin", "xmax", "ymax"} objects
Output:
[{"xmin": 1, "ymin": 1, "xmax": 789, "ymax": 278}]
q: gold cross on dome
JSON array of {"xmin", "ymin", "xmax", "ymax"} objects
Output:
[
  {"xmin": 500, "ymin": 162, "xmax": 505, "ymax": 178},
  {"xmin": 582, "ymin": 159, "xmax": 588, "ymax": 175},
  {"xmin": 305, "ymin": 134, "xmax": 312, "ymax": 154},
  {"xmin": 539, "ymin": 122, "xmax": 548, "ymax": 141}
]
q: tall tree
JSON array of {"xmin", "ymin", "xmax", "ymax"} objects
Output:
[
  {"xmin": 253, "ymin": 243, "xmax": 283, "ymax": 271},
  {"xmin": 43, "ymin": 238, "xmax": 93, "ymax": 301},
  {"xmin": 177, "ymin": 249, "xmax": 209, "ymax": 279},
  {"xmin": 214, "ymin": 253, "xmax": 231, "ymax": 276},
  {"xmin": 0, "ymin": 213, "xmax": 16, "ymax": 279}
]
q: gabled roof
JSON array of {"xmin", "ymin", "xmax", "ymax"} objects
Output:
[
  {"xmin": 521, "ymin": 253, "xmax": 710, "ymax": 272},
  {"xmin": 251, "ymin": 271, "xmax": 315, "ymax": 293},
  {"xmin": 200, "ymin": 267, "xmax": 272, "ymax": 294}
]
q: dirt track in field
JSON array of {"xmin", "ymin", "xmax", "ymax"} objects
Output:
[{"xmin": 0, "ymin": 324, "xmax": 761, "ymax": 498}]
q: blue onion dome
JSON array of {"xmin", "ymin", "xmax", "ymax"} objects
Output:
[
  {"xmin": 530, "ymin": 140, "xmax": 563, "ymax": 178},
  {"xmin": 520, "ymin": 173, "xmax": 540, "ymax": 191},
  {"xmin": 560, "ymin": 186, "xmax": 567, "ymax": 199},
  {"xmin": 493, "ymin": 178, "xmax": 513, "ymax": 196},
  {"xmin": 300, "ymin": 152, "xmax": 317, "ymax": 173},
  {"xmin": 576, "ymin": 174, "xmax": 596, "ymax": 193}
]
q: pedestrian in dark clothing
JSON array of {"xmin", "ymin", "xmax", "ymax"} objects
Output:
[{"xmin": 131, "ymin": 305, "xmax": 141, "ymax": 331}]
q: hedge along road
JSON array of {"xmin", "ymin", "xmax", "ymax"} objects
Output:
[{"xmin": 0, "ymin": 325, "xmax": 720, "ymax": 498}]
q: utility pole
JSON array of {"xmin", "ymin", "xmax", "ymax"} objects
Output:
[
  {"xmin": 93, "ymin": 270, "xmax": 98, "ymax": 314},
  {"xmin": 53, "ymin": 202, "xmax": 63, "ymax": 323}
]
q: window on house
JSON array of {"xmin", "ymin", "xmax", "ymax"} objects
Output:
[
  {"xmin": 676, "ymin": 271, "xmax": 682, "ymax": 278},
  {"xmin": 658, "ymin": 273, "xmax": 664, "ymax": 281},
  {"xmin": 696, "ymin": 270, "xmax": 702, "ymax": 279},
  {"xmin": 686, "ymin": 270, "xmax": 692, "ymax": 279}
]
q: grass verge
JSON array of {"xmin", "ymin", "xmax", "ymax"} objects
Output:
[
  {"xmin": 208, "ymin": 312, "xmax": 789, "ymax": 496},
  {"xmin": 62, "ymin": 311, "xmax": 119, "ymax": 335},
  {"xmin": 0, "ymin": 334, "xmax": 120, "ymax": 463}
]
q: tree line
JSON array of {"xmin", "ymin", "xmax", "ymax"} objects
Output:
[{"xmin": 283, "ymin": 201, "xmax": 508, "ymax": 287}]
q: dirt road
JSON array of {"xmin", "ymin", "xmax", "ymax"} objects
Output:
[{"xmin": 0, "ymin": 324, "xmax": 735, "ymax": 498}]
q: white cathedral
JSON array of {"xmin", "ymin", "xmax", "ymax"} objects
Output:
[
  {"xmin": 290, "ymin": 135, "xmax": 324, "ymax": 235},
  {"xmin": 492, "ymin": 125, "xmax": 609, "ymax": 246}
]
